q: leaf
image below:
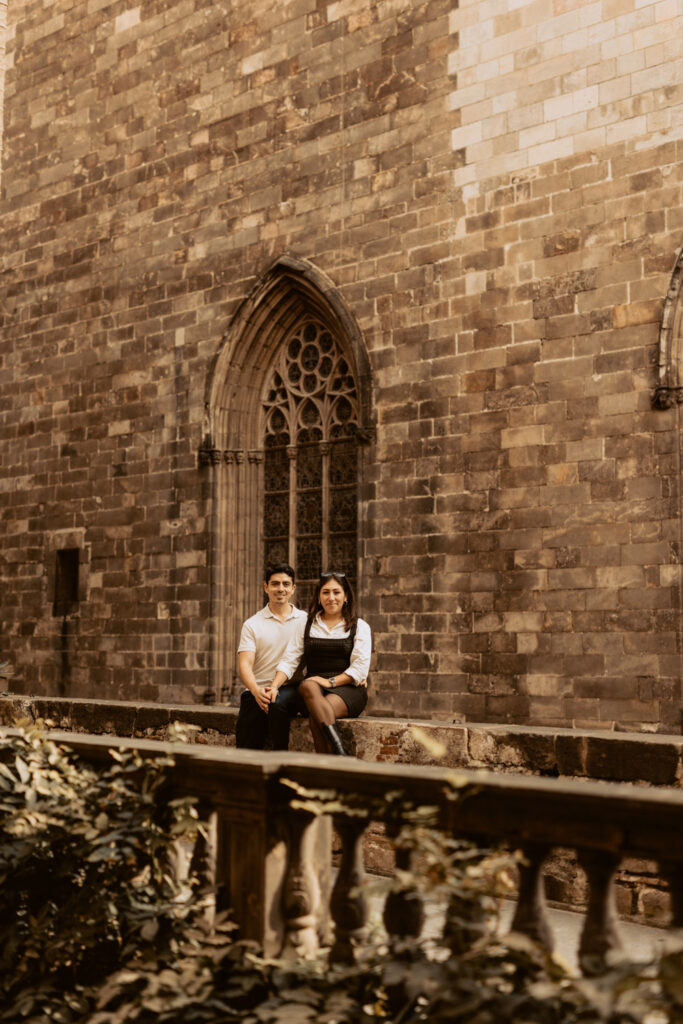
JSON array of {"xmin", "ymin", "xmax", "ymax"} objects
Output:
[
  {"xmin": 14, "ymin": 756, "xmax": 30, "ymax": 784},
  {"xmin": 140, "ymin": 919, "xmax": 159, "ymax": 942},
  {"xmin": 409, "ymin": 726, "xmax": 447, "ymax": 760}
]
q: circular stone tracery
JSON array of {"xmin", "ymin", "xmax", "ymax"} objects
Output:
[{"xmin": 264, "ymin": 322, "xmax": 359, "ymax": 444}]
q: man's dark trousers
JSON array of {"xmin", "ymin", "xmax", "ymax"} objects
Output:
[{"xmin": 235, "ymin": 682, "xmax": 306, "ymax": 749}]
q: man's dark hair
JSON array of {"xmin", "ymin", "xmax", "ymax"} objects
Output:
[{"xmin": 264, "ymin": 563, "xmax": 296, "ymax": 583}]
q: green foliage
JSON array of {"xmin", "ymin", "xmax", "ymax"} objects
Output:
[
  {"xmin": 0, "ymin": 721, "xmax": 208, "ymax": 1023},
  {"xmin": 2, "ymin": 725, "xmax": 683, "ymax": 1024}
]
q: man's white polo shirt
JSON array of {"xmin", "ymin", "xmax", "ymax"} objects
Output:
[{"xmin": 237, "ymin": 604, "xmax": 307, "ymax": 686}]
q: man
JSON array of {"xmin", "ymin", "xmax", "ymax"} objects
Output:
[{"xmin": 235, "ymin": 563, "xmax": 306, "ymax": 749}]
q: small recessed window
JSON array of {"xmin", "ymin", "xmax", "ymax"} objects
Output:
[{"xmin": 53, "ymin": 548, "xmax": 80, "ymax": 615}]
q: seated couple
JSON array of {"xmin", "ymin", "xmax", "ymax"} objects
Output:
[{"xmin": 235, "ymin": 563, "xmax": 370, "ymax": 756}]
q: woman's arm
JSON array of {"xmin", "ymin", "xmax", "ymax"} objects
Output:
[
  {"xmin": 346, "ymin": 619, "xmax": 371, "ymax": 685},
  {"xmin": 305, "ymin": 671, "xmax": 354, "ymax": 689}
]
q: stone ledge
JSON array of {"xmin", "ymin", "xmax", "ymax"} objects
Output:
[{"xmin": 1, "ymin": 695, "xmax": 681, "ymax": 787}]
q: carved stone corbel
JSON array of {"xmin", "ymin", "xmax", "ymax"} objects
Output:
[
  {"xmin": 223, "ymin": 449, "xmax": 246, "ymax": 464},
  {"xmin": 356, "ymin": 426, "xmax": 376, "ymax": 445},
  {"xmin": 198, "ymin": 439, "xmax": 215, "ymax": 467},
  {"xmin": 652, "ymin": 384, "xmax": 682, "ymax": 410}
]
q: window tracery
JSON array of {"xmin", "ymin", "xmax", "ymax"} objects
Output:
[{"xmin": 263, "ymin": 319, "xmax": 359, "ymax": 607}]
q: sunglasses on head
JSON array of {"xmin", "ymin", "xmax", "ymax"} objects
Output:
[{"xmin": 320, "ymin": 571, "xmax": 346, "ymax": 579}]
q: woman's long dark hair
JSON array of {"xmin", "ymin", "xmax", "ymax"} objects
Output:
[{"xmin": 307, "ymin": 573, "xmax": 357, "ymax": 631}]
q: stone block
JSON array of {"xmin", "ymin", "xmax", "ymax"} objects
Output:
[
  {"xmin": 30, "ymin": 699, "xmax": 75, "ymax": 731},
  {"xmin": 466, "ymin": 726, "xmax": 557, "ymax": 773},
  {"xmin": 133, "ymin": 705, "xmax": 172, "ymax": 738},
  {"xmin": 584, "ymin": 738, "xmax": 680, "ymax": 785},
  {"xmin": 165, "ymin": 706, "xmax": 232, "ymax": 738},
  {"xmin": 615, "ymin": 881, "xmax": 636, "ymax": 919},
  {"xmin": 637, "ymin": 887, "xmax": 671, "ymax": 923},
  {"xmin": 70, "ymin": 700, "xmax": 137, "ymax": 738},
  {"xmin": 0, "ymin": 697, "xmax": 34, "ymax": 726}
]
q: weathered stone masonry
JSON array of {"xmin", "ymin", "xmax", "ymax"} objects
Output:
[
  {"xmin": 0, "ymin": 0, "xmax": 683, "ymax": 731},
  {"xmin": 0, "ymin": 2, "xmax": 6, "ymax": 163}
]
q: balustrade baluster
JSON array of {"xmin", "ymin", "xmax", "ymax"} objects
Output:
[
  {"xmin": 188, "ymin": 806, "xmax": 216, "ymax": 889},
  {"xmin": 577, "ymin": 850, "xmax": 623, "ymax": 976},
  {"xmin": 281, "ymin": 808, "xmax": 322, "ymax": 958},
  {"xmin": 509, "ymin": 843, "xmax": 554, "ymax": 953},
  {"xmin": 330, "ymin": 815, "xmax": 368, "ymax": 963},
  {"xmin": 188, "ymin": 806, "xmax": 218, "ymax": 922},
  {"xmin": 383, "ymin": 831, "xmax": 424, "ymax": 943}
]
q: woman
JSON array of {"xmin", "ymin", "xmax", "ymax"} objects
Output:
[{"xmin": 270, "ymin": 572, "xmax": 370, "ymax": 755}]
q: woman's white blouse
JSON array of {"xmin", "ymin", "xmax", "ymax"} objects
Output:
[{"xmin": 276, "ymin": 615, "xmax": 372, "ymax": 685}]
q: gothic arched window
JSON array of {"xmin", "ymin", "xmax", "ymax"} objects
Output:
[{"xmin": 263, "ymin": 318, "xmax": 359, "ymax": 608}]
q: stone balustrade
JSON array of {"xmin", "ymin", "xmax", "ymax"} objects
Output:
[
  {"xmin": 8, "ymin": 726, "xmax": 683, "ymax": 977},
  {"xmin": 2, "ymin": 696, "xmax": 681, "ymax": 924}
]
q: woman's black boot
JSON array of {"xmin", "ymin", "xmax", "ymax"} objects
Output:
[{"xmin": 322, "ymin": 722, "xmax": 347, "ymax": 756}]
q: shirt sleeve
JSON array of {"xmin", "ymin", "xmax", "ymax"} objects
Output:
[
  {"xmin": 275, "ymin": 617, "xmax": 307, "ymax": 680},
  {"xmin": 346, "ymin": 618, "xmax": 372, "ymax": 684},
  {"xmin": 237, "ymin": 619, "xmax": 256, "ymax": 654}
]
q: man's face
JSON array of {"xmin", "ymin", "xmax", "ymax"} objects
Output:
[{"xmin": 264, "ymin": 572, "xmax": 295, "ymax": 608}]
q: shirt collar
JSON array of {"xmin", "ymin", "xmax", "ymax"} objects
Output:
[
  {"xmin": 315, "ymin": 613, "xmax": 346, "ymax": 632},
  {"xmin": 263, "ymin": 604, "xmax": 298, "ymax": 621}
]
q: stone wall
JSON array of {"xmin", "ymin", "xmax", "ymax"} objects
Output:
[
  {"xmin": 1, "ymin": 0, "xmax": 683, "ymax": 730},
  {"xmin": 452, "ymin": 0, "xmax": 682, "ymax": 191},
  {"xmin": 0, "ymin": 1, "xmax": 6, "ymax": 173}
]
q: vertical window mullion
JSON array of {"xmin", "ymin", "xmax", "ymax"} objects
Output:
[
  {"xmin": 321, "ymin": 441, "xmax": 330, "ymax": 569},
  {"xmin": 287, "ymin": 444, "xmax": 297, "ymax": 569}
]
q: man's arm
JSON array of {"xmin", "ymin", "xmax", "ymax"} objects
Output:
[
  {"xmin": 270, "ymin": 669, "xmax": 288, "ymax": 694},
  {"xmin": 238, "ymin": 651, "xmax": 271, "ymax": 712}
]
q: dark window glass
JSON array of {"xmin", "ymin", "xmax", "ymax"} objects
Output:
[{"xmin": 262, "ymin": 320, "xmax": 359, "ymax": 595}]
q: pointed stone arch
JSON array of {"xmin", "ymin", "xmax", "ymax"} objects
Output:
[
  {"xmin": 654, "ymin": 247, "xmax": 683, "ymax": 409},
  {"xmin": 202, "ymin": 255, "xmax": 374, "ymax": 699}
]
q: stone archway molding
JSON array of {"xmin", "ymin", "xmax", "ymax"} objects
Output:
[
  {"xmin": 653, "ymin": 246, "xmax": 683, "ymax": 409},
  {"xmin": 202, "ymin": 254, "xmax": 374, "ymax": 701},
  {"xmin": 204, "ymin": 254, "xmax": 373, "ymax": 451}
]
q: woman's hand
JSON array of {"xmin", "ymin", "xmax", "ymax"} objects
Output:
[{"xmin": 305, "ymin": 675, "xmax": 333, "ymax": 688}]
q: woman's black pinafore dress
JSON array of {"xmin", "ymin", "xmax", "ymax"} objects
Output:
[{"xmin": 302, "ymin": 617, "xmax": 368, "ymax": 718}]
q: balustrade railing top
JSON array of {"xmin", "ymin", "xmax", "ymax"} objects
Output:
[{"xmin": 4, "ymin": 727, "xmax": 682, "ymax": 976}]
